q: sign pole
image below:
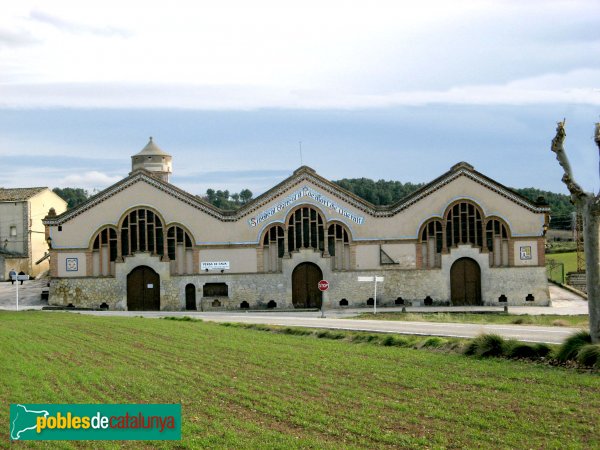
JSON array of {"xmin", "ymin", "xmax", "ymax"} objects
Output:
[
  {"xmin": 358, "ymin": 276, "xmax": 384, "ymax": 315},
  {"xmin": 373, "ymin": 278, "xmax": 377, "ymax": 315},
  {"xmin": 318, "ymin": 280, "xmax": 329, "ymax": 318},
  {"xmin": 16, "ymin": 278, "xmax": 19, "ymax": 312}
]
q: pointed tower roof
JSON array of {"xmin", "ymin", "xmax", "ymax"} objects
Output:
[{"xmin": 133, "ymin": 137, "xmax": 171, "ymax": 157}]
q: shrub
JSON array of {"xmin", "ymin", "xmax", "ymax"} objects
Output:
[
  {"xmin": 316, "ymin": 330, "xmax": 345, "ymax": 340},
  {"xmin": 381, "ymin": 335, "xmax": 410, "ymax": 347},
  {"xmin": 464, "ymin": 334, "xmax": 506, "ymax": 358},
  {"xmin": 420, "ymin": 337, "xmax": 446, "ymax": 349},
  {"xmin": 552, "ymin": 320, "xmax": 569, "ymax": 327},
  {"xmin": 555, "ymin": 331, "xmax": 592, "ymax": 362},
  {"xmin": 162, "ymin": 316, "xmax": 202, "ymax": 322},
  {"xmin": 576, "ymin": 344, "xmax": 600, "ymax": 368},
  {"xmin": 351, "ymin": 334, "xmax": 380, "ymax": 343},
  {"xmin": 282, "ymin": 327, "xmax": 312, "ymax": 336},
  {"xmin": 533, "ymin": 343, "xmax": 552, "ymax": 358},
  {"xmin": 506, "ymin": 342, "xmax": 537, "ymax": 359}
]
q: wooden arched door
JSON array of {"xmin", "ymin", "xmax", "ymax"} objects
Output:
[
  {"xmin": 185, "ymin": 283, "xmax": 196, "ymax": 310},
  {"xmin": 292, "ymin": 262, "xmax": 323, "ymax": 308},
  {"xmin": 127, "ymin": 266, "xmax": 160, "ymax": 311},
  {"xmin": 450, "ymin": 258, "xmax": 481, "ymax": 306}
]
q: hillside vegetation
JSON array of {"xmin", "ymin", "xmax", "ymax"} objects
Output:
[
  {"xmin": 53, "ymin": 179, "xmax": 574, "ymax": 228},
  {"xmin": 333, "ymin": 179, "xmax": 574, "ymax": 229}
]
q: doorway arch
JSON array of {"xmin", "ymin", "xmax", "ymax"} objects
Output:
[
  {"xmin": 450, "ymin": 258, "xmax": 481, "ymax": 306},
  {"xmin": 185, "ymin": 283, "xmax": 196, "ymax": 310},
  {"xmin": 292, "ymin": 262, "xmax": 323, "ymax": 308},
  {"xmin": 127, "ymin": 266, "xmax": 160, "ymax": 311}
]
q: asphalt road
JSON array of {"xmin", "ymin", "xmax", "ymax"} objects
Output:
[
  {"xmin": 65, "ymin": 307, "xmax": 582, "ymax": 344},
  {"xmin": 2, "ymin": 281, "xmax": 588, "ymax": 344}
]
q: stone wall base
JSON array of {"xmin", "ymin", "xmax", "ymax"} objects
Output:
[
  {"xmin": 567, "ymin": 272, "xmax": 587, "ymax": 294},
  {"xmin": 50, "ymin": 266, "xmax": 550, "ymax": 311}
]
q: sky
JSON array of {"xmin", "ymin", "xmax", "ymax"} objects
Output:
[{"xmin": 0, "ymin": 0, "xmax": 599, "ymax": 198}]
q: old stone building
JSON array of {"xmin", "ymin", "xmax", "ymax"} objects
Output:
[
  {"xmin": 1, "ymin": 187, "xmax": 67, "ymax": 280},
  {"xmin": 43, "ymin": 139, "xmax": 550, "ymax": 310}
]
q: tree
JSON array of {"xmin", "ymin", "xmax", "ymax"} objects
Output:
[
  {"xmin": 52, "ymin": 187, "xmax": 89, "ymax": 209},
  {"xmin": 550, "ymin": 121, "xmax": 600, "ymax": 343},
  {"xmin": 239, "ymin": 189, "xmax": 253, "ymax": 204},
  {"xmin": 205, "ymin": 189, "xmax": 216, "ymax": 204}
]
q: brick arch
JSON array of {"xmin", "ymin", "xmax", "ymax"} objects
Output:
[{"xmin": 165, "ymin": 222, "xmax": 196, "ymax": 245}]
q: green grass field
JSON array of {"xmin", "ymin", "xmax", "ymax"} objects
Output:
[
  {"xmin": 1, "ymin": 312, "xmax": 599, "ymax": 449},
  {"xmin": 351, "ymin": 312, "xmax": 589, "ymax": 328},
  {"xmin": 546, "ymin": 251, "xmax": 581, "ymax": 284}
]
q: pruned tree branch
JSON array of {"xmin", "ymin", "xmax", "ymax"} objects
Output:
[
  {"xmin": 595, "ymin": 122, "xmax": 600, "ymax": 190},
  {"xmin": 550, "ymin": 120, "xmax": 588, "ymax": 203}
]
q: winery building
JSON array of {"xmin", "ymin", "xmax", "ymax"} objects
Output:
[{"xmin": 43, "ymin": 139, "xmax": 550, "ymax": 310}]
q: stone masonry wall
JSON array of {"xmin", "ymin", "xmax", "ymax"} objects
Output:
[
  {"xmin": 50, "ymin": 277, "xmax": 122, "ymax": 308},
  {"xmin": 50, "ymin": 263, "xmax": 549, "ymax": 311}
]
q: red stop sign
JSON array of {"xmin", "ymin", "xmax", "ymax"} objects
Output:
[{"xmin": 318, "ymin": 280, "xmax": 329, "ymax": 291}]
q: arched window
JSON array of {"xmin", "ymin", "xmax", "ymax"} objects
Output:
[
  {"xmin": 92, "ymin": 227, "xmax": 117, "ymax": 276},
  {"xmin": 287, "ymin": 207, "xmax": 325, "ymax": 253},
  {"xmin": 262, "ymin": 225, "xmax": 284, "ymax": 272},
  {"xmin": 445, "ymin": 201, "xmax": 483, "ymax": 249},
  {"xmin": 486, "ymin": 218, "xmax": 510, "ymax": 267},
  {"xmin": 120, "ymin": 208, "xmax": 164, "ymax": 257},
  {"xmin": 328, "ymin": 223, "xmax": 351, "ymax": 270},
  {"xmin": 167, "ymin": 225, "xmax": 194, "ymax": 274},
  {"xmin": 420, "ymin": 220, "xmax": 442, "ymax": 268}
]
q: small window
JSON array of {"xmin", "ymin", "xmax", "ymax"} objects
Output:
[
  {"xmin": 10, "ymin": 226, "xmax": 17, "ymax": 237},
  {"xmin": 339, "ymin": 298, "xmax": 348, "ymax": 306},
  {"xmin": 203, "ymin": 283, "xmax": 228, "ymax": 297}
]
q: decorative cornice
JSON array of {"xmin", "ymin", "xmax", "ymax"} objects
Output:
[
  {"xmin": 385, "ymin": 169, "xmax": 550, "ymax": 216},
  {"xmin": 43, "ymin": 163, "xmax": 549, "ymax": 227}
]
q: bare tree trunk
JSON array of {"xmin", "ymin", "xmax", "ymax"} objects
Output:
[
  {"xmin": 551, "ymin": 121, "xmax": 600, "ymax": 343},
  {"xmin": 584, "ymin": 200, "xmax": 600, "ymax": 342}
]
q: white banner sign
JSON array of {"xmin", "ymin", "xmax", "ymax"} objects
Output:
[
  {"xmin": 201, "ymin": 261, "xmax": 230, "ymax": 271},
  {"xmin": 248, "ymin": 186, "xmax": 365, "ymax": 227}
]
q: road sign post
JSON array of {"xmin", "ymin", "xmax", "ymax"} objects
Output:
[
  {"xmin": 318, "ymin": 280, "xmax": 329, "ymax": 318},
  {"xmin": 12, "ymin": 274, "xmax": 30, "ymax": 311},
  {"xmin": 357, "ymin": 276, "xmax": 384, "ymax": 314}
]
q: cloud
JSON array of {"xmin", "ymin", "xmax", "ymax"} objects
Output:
[
  {"xmin": 29, "ymin": 10, "xmax": 131, "ymax": 38},
  {"xmin": 0, "ymin": 28, "xmax": 39, "ymax": 48},
  {"xmin": 1, "ymin": 68, "xmax": 599, "ymax": 109},
  {"xmin": 60, "ymin": 171, "xmax": 122, "ymax": 190}
]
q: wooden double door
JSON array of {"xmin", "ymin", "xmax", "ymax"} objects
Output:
[
  {"xmin": 127, "ymin": 266, "xmax": 160, "ymax": 311},
  {"xmin": 292, "ymin": 262, "xmax": 322, "ymax": 309},
  {"xmin": 450, "ymin": 258, "xmax": 481, "ymax": 306}
]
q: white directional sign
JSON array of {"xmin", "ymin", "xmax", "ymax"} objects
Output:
[
  {"xmin": 201, "ymin": 261, "xmax": 230, "ymax": 271},
  {"xmin": 358, "ymin": 276, "xmax": 384, "ymax": 314},
  {"xmin": 357, "ymin": 276, "xmax": 384, "ymax": 282}
]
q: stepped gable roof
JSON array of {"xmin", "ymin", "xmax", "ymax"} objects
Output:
[
  {"xmin": 43, "ymin": 162, "xmax": 549, "ymax": 227},
  {"xmin": 132, "ymin": 137, "xmax": 171, "ymax": 157},
  {"xmin": 0, "ymin": 187, "xmax": 46, "ymax": 202}
]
